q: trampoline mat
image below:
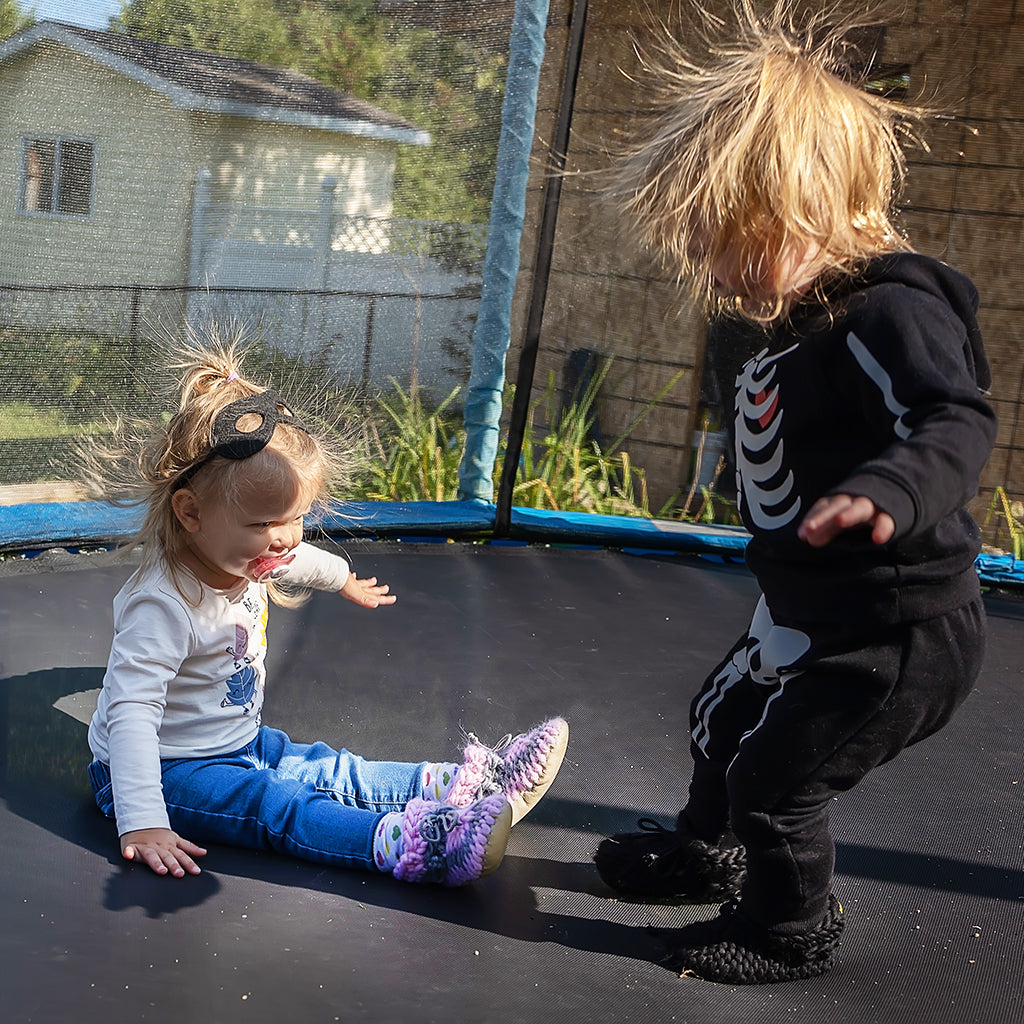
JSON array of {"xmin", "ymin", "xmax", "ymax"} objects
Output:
[{"xmin": 1, "ymin": 540, "xmax": 1021, "ymax": 1024}]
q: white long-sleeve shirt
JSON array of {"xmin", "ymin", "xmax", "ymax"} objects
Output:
[{"xmin": 88, "ymin": 541, "xmax": 351, "ymax": 836}]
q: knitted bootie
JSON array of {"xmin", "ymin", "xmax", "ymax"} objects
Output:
[
  {"xmin": 449, "ymin": 717, "xmax": 569, "ymax": 825},
  {"xmin": 594, "ymin": 816, "xmax": 746, "ymax": 900},
  {"xmin": 392, "ymin": 794, "xmax": 512, "ymax": 886},
  {"xmin": 672, "ymin": 895, "xmax": 845, "ymax": 984}
]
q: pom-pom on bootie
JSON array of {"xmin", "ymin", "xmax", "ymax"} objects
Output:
[
  {"xmin": 391, "ymin": 794, "xmax": 512, "ymax": 886},
  {"xmin": 671, "ymin": 895, "xmax": 845, "ymax": 984},
  {"xmin": 449, "ymin": 717, "xmax": 569, "ymax": 825},
  {"xmin": 594, "ymin": 815, "xmax": 746, "ymax": 900}
]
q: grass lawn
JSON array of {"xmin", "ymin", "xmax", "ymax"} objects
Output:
[{"xmin": 0, "ymin": 402, "xmax": 105, "ymax": 439}]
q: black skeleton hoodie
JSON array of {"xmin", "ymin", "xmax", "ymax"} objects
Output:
[{"xmin": 734, "ymin": 252, "xmax": 997, "ymax": 627}]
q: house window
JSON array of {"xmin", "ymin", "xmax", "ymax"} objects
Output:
[{"xmin": 21, "ymin": 137, "xmax": 95, "ymax": 216}]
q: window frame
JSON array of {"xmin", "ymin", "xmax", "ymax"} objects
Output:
[{"xmin": 19, "ymin": 134, "xmax": 97, "ymax": 219}]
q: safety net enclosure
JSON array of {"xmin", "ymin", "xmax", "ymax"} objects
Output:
[
  {"xmin": 1, "ymin": 0, "xmax": 1024, "ymax": 581},
  {"xmin": 2, "ymin": 5, "xmax": 1024, "ymax": 1024}
]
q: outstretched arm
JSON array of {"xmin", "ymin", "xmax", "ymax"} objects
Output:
[
  {"xmin": 287, "ymin": 543, "xmax": 396, "ymax": 607},
  {"xmin": 340, "ymin": 573, "xmax": 396, "ymax": 608},
  {"xmin": 797, "ymin": 493, "xmax": 895, "ymax": 548}
]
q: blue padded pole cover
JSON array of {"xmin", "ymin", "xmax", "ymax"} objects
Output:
[{"xmin": 457, "ymin": 0, "xmax": 549, "ymax": 501}]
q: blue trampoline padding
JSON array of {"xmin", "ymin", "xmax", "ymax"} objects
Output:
[
  {"xmin": 507, "ymin": 506, "xmax": 751, "ymax": 554},
  {"xmin": 0, "ymin": 498, "xmax": 749, "ymax": 554},
  {"xmin": 0, "ymin": 500, "xmax": 145, "ymax": 550},
  {"xmin": 317, "ymin": 500, "xmax": 496, "ymax": 537},
  {"xmin": 1, "ymin": 499, "xmax": 1022, "ymax": 588},
  {"xmin": 0, "ymin": 499, "xmax": 497, "ymax": 551},
  {"xmin": 975, "ymin": 551, "xmax": 1024, "ymax": 586}
]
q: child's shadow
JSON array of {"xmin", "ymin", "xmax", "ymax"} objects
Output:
[
  {"xmin": 0, "ymin": 666, "xmax": 682, "ymax": 965},
  {"xmin": 181, "ymin": 833, "xmax": 688, "ymax": 969},
  {"xmin": 0, "ymin": 667, "xmax": 226, "ymax": 919}
]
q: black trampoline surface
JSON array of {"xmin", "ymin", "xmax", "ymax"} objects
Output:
[{"xmin": 1, "ymin": 540, "xmax": 1022, "ymax": 1024}]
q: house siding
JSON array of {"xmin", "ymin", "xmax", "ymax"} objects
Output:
[
  {"xmin": 0, "ymin": 39, "xmax": 401, "ymax": 292},
  {"xmin": 0, "ymin": 41, "xmax": 198, "ymax": 287},
  {"xmin": 515, "ymin": 0, "xmax": 1024, "ymax": 511},
  {"xmin": 198, "ymin": 117, "xmax": 397, "ymax": 219}
]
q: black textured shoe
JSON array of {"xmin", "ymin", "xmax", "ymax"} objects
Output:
[
  {"xmin": 672, "ymin": 895, "xmax": 845, "ymax": 984},
  {"xmin": 594, "ymin": 817, "xmax": 746, "ymax": 900}
]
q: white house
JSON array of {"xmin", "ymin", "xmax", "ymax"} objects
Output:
[
  {"xmin": 0, "ymin": 20, "xmax": 430, "ymax": 290},
  {"xmin": 0, "ymin": 21, "xmax": 480, "ymax": 396}
]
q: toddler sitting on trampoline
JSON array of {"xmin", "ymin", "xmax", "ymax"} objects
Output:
[
  {"xmin": 594, "ymin": 3, "xmax": 997, "ymax": 984},
  {"xmin": 86, "ymin": 343, "xmax": 567, "ymax": 885}
]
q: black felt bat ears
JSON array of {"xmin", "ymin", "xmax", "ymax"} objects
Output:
[
  {"xmin": 174, "ymin": 390, "xmax": 310, "ymax": 490},
  {"xmin": 209, "ymin": 390, "xmax": 309, "ymax": 460}
]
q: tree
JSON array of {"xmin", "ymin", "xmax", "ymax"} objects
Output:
[
  {"xmin": 0, "ymin": 0, "xmax": 33, "ymax": 40},
  {"xmin": 114, "ymin": 0, "xmax": 505, "ymax": 223}
]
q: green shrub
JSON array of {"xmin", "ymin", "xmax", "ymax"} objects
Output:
[
  {"xmin": 0, "ymin": 328, "xmax": 745, "ymax": 528},
  {"xmin": 348, "ymin": 383, "xmax": 464, "ymax": 503},
  {"xmin": 983, "ymin": 486, "xmax": 1024, "ymax": 560}
]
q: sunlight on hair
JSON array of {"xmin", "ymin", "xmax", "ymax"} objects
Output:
[
  {"xmin": 80, "ymin": 323, "xmax": 356, "ymax": 608},
  {"xmin": 609, "ymin": 1, "xmax": 930, "ymax": 322}
]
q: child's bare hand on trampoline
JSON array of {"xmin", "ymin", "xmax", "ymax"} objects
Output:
[
  {"xmin": 797, "ymin": 494, "xmax": 896, "ymax": 548},
  {"xmin": 120, "ymin": 828, "xmax": 207, "ymax": 878},
  {"xmin": 341, "ymin": 573, "xmax": 396, "ymax": 609}
]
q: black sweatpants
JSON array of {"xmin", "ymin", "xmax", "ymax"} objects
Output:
[{"xmin": 683, "ymin": 593, "xmax": 986, "ymax": 933}]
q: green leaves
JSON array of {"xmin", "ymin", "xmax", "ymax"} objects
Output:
[
  {"xmin": 350, "ymin": 382, "xmax": 464, "ymax": 503},
  {"xmin": 341, "ymin": 361, "xmax": 693, "ymax": 522},
  {"xmin": 0, "ymin": 0, "xmax": 31, "ymax": 39},
  {"xmin": 114, "ymin": 0, "xmax": 503, "ymax": 222}
]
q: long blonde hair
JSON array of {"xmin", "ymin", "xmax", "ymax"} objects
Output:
[
  {"xmin": 104, "ymin": 336, "xmax": 346, "ymax": 606},
  {"xmin": 609, "ymin": 1, "xmax": 924, "ymax": 321}
]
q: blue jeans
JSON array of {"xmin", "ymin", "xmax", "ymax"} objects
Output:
[{"xmin": 88, "ymin": 726, "xmax": 428, "ymax": 871}]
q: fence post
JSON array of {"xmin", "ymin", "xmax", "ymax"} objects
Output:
[
  {"xmin": 315, "ymin": 176, "xmax": 338, "ymax": 349},
  {"xmin": 188, "ymin": 169, "xmax": 211, "ymax": 288},
  {"xmin": 316, "ymin": 176, "xmax": 337, "ymax": 290},
  {"xmin": 186, "ymin": 169, "xmax": 211, "ymax": 331}
]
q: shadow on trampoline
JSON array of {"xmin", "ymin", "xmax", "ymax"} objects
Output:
[
  {"xmin": 3, "ymin": 660, "xmax": 1023, "ymax": 917},
  {"xmin": 4, "ymin": 735, "xmax": 1022, "ymax": 937},
  {"xmin": 3, "ymin": 547, "xmax": 1023, "ymax": 1023}
]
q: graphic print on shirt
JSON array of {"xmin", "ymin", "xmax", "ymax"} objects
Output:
[
  {"xmin": 692, "ymin": 595, "xmax": 811, "ymax": 756},
  {"xmin": 735, "ymin": 346, "xmax": 802, "ymax": 531},
  {"xmin": 222, "ymin": 622, "xmax": 259, "ymax": 715},
  {"xmin": 845, "ymin": 331, "xmax": 912, "ymax": 440}
]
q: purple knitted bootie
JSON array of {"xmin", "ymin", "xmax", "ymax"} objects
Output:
[
  {"xmin": 449, "ymin": 717, "xmax": 569, "ymax": 825},
  {"xmin": 392, "ymin": 794, "xmax": 512, "ymax": 886}
]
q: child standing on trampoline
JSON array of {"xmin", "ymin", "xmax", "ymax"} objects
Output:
[
  {"xmin": 87, "ymin": 343, "xmax": 568, "ymax": 885},
  {"xmin": 595, "ymin": 3, "xmax": 997, "ymax": 983}
]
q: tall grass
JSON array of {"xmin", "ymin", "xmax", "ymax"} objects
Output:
[
  {"xmin": 350, "ymin": 383, "xmax": 464, "ymax": 503},
  {"xmin": 510, "ymin": 363, "xmax": 672, "ymax": 517},
  {"xmin": 983, "ymin": 486, "xmax": 1024, "ymax": 560},
  {"xmin": 339, "ymin": 359, "xmax": 716, "ymax": 521}
]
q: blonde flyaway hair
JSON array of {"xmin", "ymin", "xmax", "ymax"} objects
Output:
[
  {"xmin": 87, "ymin": 328, "xmax": 348, "ymax": 607},
  {"xmin": 609, "ymin": 1, "xmax": 926, "ymax": 321}
]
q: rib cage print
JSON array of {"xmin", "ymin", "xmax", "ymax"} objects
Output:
[{"xmin": 735, "ymin": 345, "xmax": 802, "ymax": 531}]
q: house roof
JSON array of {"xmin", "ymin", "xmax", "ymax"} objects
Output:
[{"xmin": 0, "ymin": 20, "xmax": 430, "ymax": 146}]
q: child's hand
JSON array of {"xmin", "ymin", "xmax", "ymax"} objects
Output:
[
  {"xmin": 120, "ymin": 828, "xmax": 207, "ymax": 877},
  {"xmin": 341, "ymin": 574, "xmax": 397, "ymax": 609},
  {"xmin": 797, "ymin": 494, "xmax": 895, "ymax": 547}
]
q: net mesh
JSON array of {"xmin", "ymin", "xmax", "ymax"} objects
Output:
[
  {"xmin": 0, "ymin": 0, "xmax": 1022, "ymax": 554},
  {"xmin": 0, "ymin": 2, "xmax": 508, "ymax": 510}
]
